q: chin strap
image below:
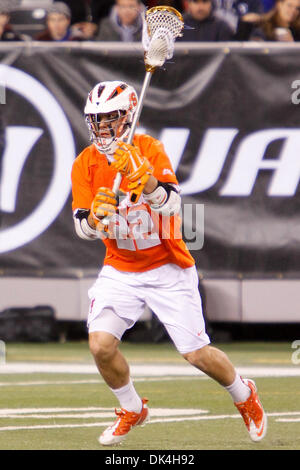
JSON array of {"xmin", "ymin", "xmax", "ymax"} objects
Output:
[{"xmin": 94, "ymin": 125, "xmax": 132, "ymax": 161}]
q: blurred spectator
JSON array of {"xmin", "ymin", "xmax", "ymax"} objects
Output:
[
  {"xmin": 0, "ymin": 2, "xmax": 25, "ymax": 41},
  {"xmin": 53, "ymin": 0, "xmax": 112, "ymax": 39},
  {"xmin": 90, "ymin": 0, "xmax": 122, "ymax": 24},
  {"xmin": 177, "ymin": 0, "xmax": 234, "ymax": 41},
  {"xmin": 250, "ymin": 0, "xmax": 300, "ymax": 40},
  {"xmin": 262, "ymin": 0, "xmax": 276, "ymax": 10},
  {"xmin": 54, "ymin": 0, "xmax": 89, "ymax": 25},
  {"xmin": 35, "ymin": 2, "xmax": 85, "ymax": 41},
  {"xmin": 96, "ymin": 0, "xmax": 145, "ymax": 42},
  {"xmin": 213, "ymin": 0, "xmax": 264, "ymax": 40},
  {"xmin": 214, "ymin": 0, "xmax": 264, "ymax": 33}
]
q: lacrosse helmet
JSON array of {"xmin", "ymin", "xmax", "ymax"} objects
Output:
[{"xmin": 84, "ymin": 81, "xmax": 138, "ymax": 157}]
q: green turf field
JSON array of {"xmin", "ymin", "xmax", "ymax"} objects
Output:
[{"xmin": 0, "ymin": 341, "xmax": 299, "ymax": 450}]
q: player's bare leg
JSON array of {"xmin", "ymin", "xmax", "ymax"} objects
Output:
[
  {"xmin": 89, "ymin": 331, "xmax": 149, "ymax": 445},
  {"xmin": 183, "ymin": 344, "xmax": 267, "ymax": 441},
  {"xmin": 89, "ymin": 331, "xmax": 130, "ymax": 389},
  {"xmin": 182, "ymin": 344, "xmax": 236, "ymax": 386}
]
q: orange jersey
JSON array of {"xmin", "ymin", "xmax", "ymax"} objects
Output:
[{"xmin": 71, "ymin": 134, "xmax": 195, "ymax": 272}]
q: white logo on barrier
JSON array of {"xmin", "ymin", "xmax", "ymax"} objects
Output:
[
  {"xmin": 0, "ymin": 340, "xmax": 5, "ymax": 364},
  {"xmin": 291, "ymin": 340, "xmax": 300, "ymax": 365},
  {"xmin": 158, "ymin": 127, "xmax": 300, "ymax": 197},
  {"xmin": 291, "ymin": 80, "xmax": 300, "ymax": 105},
  {"xmin": 0, "ymin": 81, "xmax": 5, "ymax": 104},
  {"xmin": 0, "ymin": 65, "xmax": 75, "ymax": 254}
]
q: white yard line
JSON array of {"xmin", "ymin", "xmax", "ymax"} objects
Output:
[
  {"xmin": 0, "ymin": 407, "xmax": 111, "ymax": 414},
  {"xmin": 0, "ymin": 410, "xmax": 299, "ymax": 432},
  {"xmin": 0, "ymin": 379, "xmax": 101, "ymax": 387},
  {"xmin": 0, "ymin": 377, "xmax": 205, "ymax": 387},
  {"xmin": 1, "ymin": 363, "xmax": 300, "ymax": 377},
  {"xmin": 0, "ymin": 363, "xmax": 299, "ymax": 432},
  {"xmin": 277, "ymin": 418, "xmax": 300, "ymax": 422},
  {"xmin": 0, "ymin": 422, "xmax": 112, "ymax": 432},
  {"xmin": 0, "ymin": 408, "xmax": 208, "ymax": 418}
]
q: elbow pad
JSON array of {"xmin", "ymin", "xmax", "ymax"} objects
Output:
[
  {"xmin": 73, "ymin": 209, "xmax": 98, "ymax": 240},
  {"xmin": 143, "ymin": 182, "xmax": 181, "ymax": 216}
]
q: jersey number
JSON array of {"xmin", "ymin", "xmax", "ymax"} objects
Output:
[{"xmin": 110, "ymin": 209, "xmax": 161, "ymax": 251}]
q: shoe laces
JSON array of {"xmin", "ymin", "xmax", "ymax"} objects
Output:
[
  {"xmin": 113, "ymin": 398, "xmax": 148, "ymax": 435},
  {"xmin": 236, "ymin": 388, "xmax": 262, "ymax": 429},
  {"xmin": 114, "ymin": 408, "xmax": 141, "ymax": 434}
]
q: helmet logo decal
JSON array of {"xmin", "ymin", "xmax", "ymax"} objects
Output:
[
  {"xmin": 97, "ymin": 85, "xmax": 105, "ymax": 98},
  {"xmin": 129, "ymin": 92, "xmax": 138, "ymax": 110},
  {"xmin": 107, "ymin": 83, "xmax": 128, "ymax": 101}
]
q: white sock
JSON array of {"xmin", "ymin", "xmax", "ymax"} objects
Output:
[
  {"xmin": 225, "ymin": 373, "xmax": 251, "ymax": 403},
  {"xmin": 110, "ymin": 379, "xmax": 143, "ymax": 413}
]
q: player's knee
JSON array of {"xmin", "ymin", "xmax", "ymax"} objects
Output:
[
  {"xmin": 89, "ymin": 331, "xmax": 118, "ymax": 364},
  {"xmin": 182, "ymin": 345, "xmax": 212, "ymax": 373}
]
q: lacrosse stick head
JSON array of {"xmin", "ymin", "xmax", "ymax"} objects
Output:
[{"xmin": 143, "ymin": 6, "xmax": 184, "ymax": 72}]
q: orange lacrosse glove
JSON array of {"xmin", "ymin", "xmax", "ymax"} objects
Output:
[
  {"xmin": 111, "ymin": 142, "xmax": 139, "ymax": 175},
  {"xmin": 91, "ymin": 187, "xmax": 117, "ymax": 224},
  {"xmin": 111, "ymin": 142, "xmax": 153, "ymax": 202}
]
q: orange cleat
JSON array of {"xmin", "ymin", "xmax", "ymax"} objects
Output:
[
  {"xmin": 99, "ymin": 398, "xmax": 149, "ymax": 446},
  {"xmin": 235, "ymin": 379, "xmax": 267, "ymax": 442}
]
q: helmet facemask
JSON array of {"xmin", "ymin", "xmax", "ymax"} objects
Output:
[
  {"xmin": 85, "ymin": 109, "xmax": 132, "ymax": 159},
  {"xmin": 84, "ymin": 81, "xmax": 138, "ymax": 160}
]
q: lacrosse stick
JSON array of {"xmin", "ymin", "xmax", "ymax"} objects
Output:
[{"xmin": 110, "ymin": 6, "xmax": 184, "ymax": 198}]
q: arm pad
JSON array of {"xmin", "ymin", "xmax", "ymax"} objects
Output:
[
  {"xmin": 73, "ymin": 209, "xmax": 98, "ymax": 240},
  {"xmin": 143, "ymin": 182, "xmax": 181, "ymax": 216}
]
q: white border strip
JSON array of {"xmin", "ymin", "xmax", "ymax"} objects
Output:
[{"xmin": 1, "ymin": 362, "xmax": 300, "ymax": 377}]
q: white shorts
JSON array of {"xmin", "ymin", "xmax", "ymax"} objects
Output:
[{"xmin": 87, "ymin": 264, "xmax": 210, "ymax": 354}]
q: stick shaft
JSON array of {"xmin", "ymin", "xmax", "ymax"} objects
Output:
[
  {"xmin": 112, "ymin": 71, "xmax": 153, "ymax": 194},
  {"xmin": 127, "ymin": 71, "xmax": 152, "ymax": 145}
]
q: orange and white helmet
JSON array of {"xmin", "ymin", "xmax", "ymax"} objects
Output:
[{"xmin": 84, "ymin": 81, "xmax": 138, "ymax": 157}]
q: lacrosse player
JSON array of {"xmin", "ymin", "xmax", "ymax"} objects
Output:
[{"xmin": 71, "ymin": 80, "xmax": 267, "ymax": 446}]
